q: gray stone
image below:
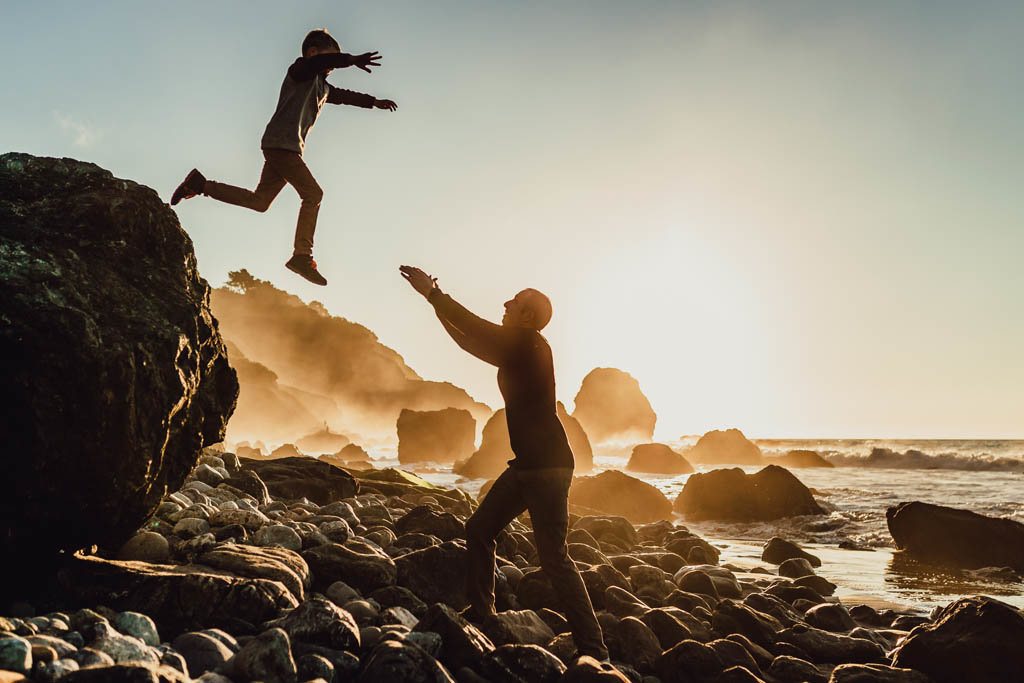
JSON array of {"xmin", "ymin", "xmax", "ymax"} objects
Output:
[
  {"xmin": 479, "ymin": 643, "xmax": 567, "ymax": 683},
  {"xmin": 194, "ymin": 464, "xmax": 226, "ymax": 486},
  {"xmin": 253, "ymin": 525, "xmax": 304, "ymax": 551},
  {"xmin": 198, "ymin": 543, "xmax": 310, "ymax": 602},
  {"xmin": 172, "ymin": 632, "xmax": 234, "ymax": 677},
  {"xmin": 303, "ymin": 541, "xmax": 397, "ymax": 594},
  {"xmin": 268, "ymin": 595, "xmax": 360, "ymax": 652},
  {"xmin": 112, "ymin": 613, "xmax": 159, "ymax": 647},
  {"xmin": 228, "ymin": 628, "xmax": 297, "ymax": 683},
  {"xmin": 92, "ymin": 633, "xmax": 160, "ymax": 666},
  {"xmin": 34, "ymin": 658, "xmax": 80, "ymax": 682},
  {"xmin": 357, "ymin": 639, "xmax": 455, "ymax": 683},
  {"xmin": 116, "ymin": 532, "xmax": 170, "ymax": 563},
  {"xmin": 0, "ymin": 637, "xmax": 32, "ymax": 674},
  {"xmin": 779, "ymin": 558, "xmax": 816, "ymax": 579},
  {"xmin": 762, "ymin": 537, "xmax": 822, "ymax": 567},
  {"xmin": 319, "ymin": 520, "xmax": 352, "ymax": 544},
  {"xmin": 296, "ymin": 652, "xmax": 334, "ymax": 683},
  {"xmin": 326, "ymin": 581, "xmax": 360, "ymax": 606},
  {"xmin": 67, "ymin": 647, "xmax": 115, "ymax": 669},
  {"xmin": 172, "ymin": 518, "xmax": 211, "ymax": 539},
  {"xmin": 209, "ymin": 508, "xmax": 269, "ymax": 530}
]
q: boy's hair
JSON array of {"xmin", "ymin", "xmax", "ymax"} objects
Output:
[{"xmin": 302, "ymin": 29, "xmax": 340, "ymax": 56}]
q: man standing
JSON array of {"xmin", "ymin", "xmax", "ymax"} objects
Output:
[{"xmin": 399, "ymin": 265, "xmax": 608, "ymax": 660}]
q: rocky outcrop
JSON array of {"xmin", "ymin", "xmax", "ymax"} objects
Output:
[
  {"xmin": 454, "ymin": 403, "xmax": 594, "ymax": 479},
  {"xmin": 238, "ymin": 456, "xmax": 358, "ymax": 505},
  {"xmin": 891, "ymin": 596, "xmax": 1024, "ymax": 683},
  {"xmin": 766, "ymin": 449, "xmax": 833, "ymax": 468},
  {"xmin": 0, "ymin": 153, "xmax": 238, "ymax": 560},
  {"xmin": 686, "ymin": 429, "xmax": 764, "ymax": 465},
  {"xmin": 397, "ymin": 408, "xmax": 476, "ymax": 465},
  {"xmin": 569, "ymin": 470, "xmax": 673, "ymax": 524},
  {"xmin": 212, "ymin": 270, "xmax": 490, "ymax": 438},
  {"xmin": 674, "ymin": 465, "xmax": 824, "ymax": 521},
  {"xmin": 886, "ymin": 501, "xmax": 1024, "ymax": 571},
  {"xmin": 295, "ymin": 426, "xmax": 351, "ymax": 455},
  {"xmin": 572, "ymin": 368, "xmax": 656, "ymax": 443},
  {"xmin": 626, "ymin": 443, "xmax": 694, "ymax": 475}
]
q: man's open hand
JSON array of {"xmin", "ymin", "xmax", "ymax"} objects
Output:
[
  {"xmin": 400, "ymin": 265, "xmax": 437, "ymax": 299},
  {"xmin": 353, "ymin": 51, "xmax": 382, "ymax": 73},
  {"xmin": 374, "ymin": 99, "xmax": 398, "ymax": 112}
]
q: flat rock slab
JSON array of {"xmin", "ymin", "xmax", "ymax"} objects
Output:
[{"xmin": 238, "ymin": 456, "xmax": 357, "ymax": 505}]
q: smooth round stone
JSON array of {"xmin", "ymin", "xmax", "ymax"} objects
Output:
[
  {"xmin": 296, "ymin": 652, "xmax": 334, "ymax": 682},
  {"xmin": 168, "ymin": 492, "xmax": 191, "ymax": 507},
  {"xmin": 193, "ymin": 463, "xmax": 226, "ymax": 486},
  {"xmin": 219, "ymin": 500, "xmax": 239, "ymax": 511},
  {"xmin": 173, "ymin": 517, "xmax": 211, "ymax": 539},
  {"xmin": 60, "ymin": 631, "xmax": 85, "ymax": 649},
  {"xmin": 68, "ymin": 647, "xmax": 115, "ymax": 668},
  {"xmin": 236, "ymin": 499, "xmax": 259, "ymax": 512},
  {"xmin": 93, "ymin": 633, "xmax": 160, "ymax": 665},
  {"xmin": 344, "ymin": 600, "xmax": 380, "ymax": 626},
  {"xmin": 404, "ymin": 631, "xmax": 442, "ymax": 657},
  {"xmin": 360, "ymin": 626, "xmax": 382, "ymax": 649},
  {"xmin": 113, "ymin": 612, "xmax": 160, "ymax": 647},
  {"xmin": 326, "ymin": 581, "xmax": 360, "ymax": 606},
  {"xmin": 170, "ymin": 504, "xmax": 210, "ymax": 522},
  {"xmin": 116, "ymin": 531, "xmax": 170, "ymax": 563},
  {"xmin": 27, "ymin": 635, "xmax": 75, "ymax": 658},
  {"xmin": 319, "ymin": 502, "xmax": 360, "ymax": 526},
  {"xmin": 0, "ymin": 637, "xmax": 32, "ymax": 674},
  {"xmin": 213, "ymin": 466, "xmax": 230, "ymax": 479},
  {"xmin": 198, "ymin": 454, "xmax": 226, "ymax": 470},
  {"xmin": 320, "ymin": 520, "xmax": 352, "ymax": 543},
  {"xmin": 33, "ymin": 657, "xmax": 79, "ymax": 682},
  {"xmin": 159, "ymin": 649, "xmax": 189, "ymax": 676},
  {"xmin": 253, "ymin": 524, "xmax": 303, "ymax": 551},
  {"xmin": 209, "ymin": 508, "xmax": 269, "ymax": 530}
]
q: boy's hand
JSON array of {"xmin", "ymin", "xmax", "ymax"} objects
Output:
[
  {"xmin": 400, "ymin": 265, "xmax": 437, "ymax": 299},
  {"xmin": 353, "ymin": 51, "xmax": 382, "ymax": 73},
  {"xmin": 374, "ymin": 99, "xmax": 398, "ymax": 112}
]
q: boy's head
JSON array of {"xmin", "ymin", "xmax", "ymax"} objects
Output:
[{"xmin": 302, "ymin": 29, "xmax": 341, "ymax": 57}]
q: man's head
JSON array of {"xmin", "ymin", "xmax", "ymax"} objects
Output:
[
  {"xmin": 302, "ymin": 29, "xmax": 341, "ymax": 58},
  {"xmin": 502, "ymin": 288, "xmax": 553, "ymax": 330}
]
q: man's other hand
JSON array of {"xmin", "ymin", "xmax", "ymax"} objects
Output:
[
  {"xmin": 400, "ymin": 265, "xmax": 437, "ymax": 299},
  {"xmin": 353, "ymin": 51, "xmax": 382, "ymax": 73},
  {"xmin": 374, "ymin": 99, "xmax": 398, "ymax": 112}
]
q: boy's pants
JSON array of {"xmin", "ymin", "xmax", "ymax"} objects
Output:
[
  {"xmin": 465, "ymin": 465, "xmax": 609, "ymax": 659},
  {"xmin": 203, "ymin": 149, "xmax": 322, "ymax": 256}
]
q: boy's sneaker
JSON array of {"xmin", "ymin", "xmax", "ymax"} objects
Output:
[
  {"xmin": 286, "ymin": 254, "xmax": 328, "ymax": 286},
  {"xmin": 170, "ymin": 168, "xmax": 206, "ymax": 205}
]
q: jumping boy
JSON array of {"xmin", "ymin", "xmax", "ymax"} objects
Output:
[{"xmin": 170, "ymin": 28, "xmax": 397, "ymax": 286}]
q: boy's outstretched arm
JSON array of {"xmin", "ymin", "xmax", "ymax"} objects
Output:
[
  {"xmin": 289, "ymin": 51, "xmax": 382, "ymax": 81},
  {"xmin": 400, "ymin": 265, "xmax": 510, "ymax": 366},
  {"xmin": 326, "ymin": 84, "xmax": 398, "ymax": 111}
]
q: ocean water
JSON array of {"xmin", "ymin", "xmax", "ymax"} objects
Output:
[{"xmin": 376, "ymin": 438, "xmax": 1024, "ymax": 611}]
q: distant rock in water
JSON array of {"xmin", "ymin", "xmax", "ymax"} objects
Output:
[
  {"xmin": 295, "ymin": 426, "xmax": 350, "ymax": 454},
  {"xmin": 454, "ymin": 403, "xmax": 594, "ymax": 479},
  {"xmin": 674, "ymin": 465, "xmax": 824, "ymax": 521},
  {"xmin": 398, "ymin": 408, "xmax": 476, "ymax": 465},
  {"xmin": 569, "ymin": 470, "xmax": 673, "ymax": 524},
  {"xmin": 686, "ymin": 428, "xmax": 764, "ymax": 465},
  {"xmin": 572, "ymin": 368, "xmax": 656, "ymax": 443},
  {"xmin": 0, "ymin": 153, "xmax": 238, "ymax": 558},
  {"xmin": 211, "ymin": 270, "xmax": 490, "ymax": 439},
  {"xmin": 886, "ymin": 501, "xmax": 1024, "ymax": 571},
  {"xmin": 626, "ymin": 443, "xmax": 694, "ymax": 475},
  {"xmin": 765, "ymin": 449, "xmax": 833, "ymax": 468}
]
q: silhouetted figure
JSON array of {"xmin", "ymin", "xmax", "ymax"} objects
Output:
[
  {"xmin": 400, "ymin": 265, "xmax": 608, "ymax": 660},
  {"xmin": 171, "ymin": 28, "xmax": 397, "ymax": 286}
]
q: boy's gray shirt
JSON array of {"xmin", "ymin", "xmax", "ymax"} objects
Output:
[{"xmin": 261, "ymin": 57, "xmax": 375, "ymax": 154}]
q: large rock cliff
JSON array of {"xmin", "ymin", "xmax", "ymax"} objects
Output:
[{"xmin": 0, "ymin": 153, "xmax": 238, "ymax": 558}]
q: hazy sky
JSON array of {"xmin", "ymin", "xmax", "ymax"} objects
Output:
[{"xmin": 3, "ymin": 1, "xmax": 1022, "ymax": 438}]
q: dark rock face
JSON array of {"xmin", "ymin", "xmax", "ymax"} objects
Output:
[
  {"xmin": 626, "ymin": 443, "xmax": 694, "ymax": 475},
  {"xmin": 571, "ymin": 368, "xmax": 656, "ymax": 443},
  {"xmin": 238, "ymin": 456, "xmax": 357, "ymax": 505},
  {"xmin": 890, "ymin": 596, "xmax": 1024, "ymax": 683},
  {"xmin": 397, "ymin": 408, "xmax": 476, "ymax": 465},
  {"xmin": 686, "ymin": 429, "xmax": 763, "ymax": 465},
  {"xmin": 55, "ymin": 553, "xmax": 297, "ymax": 639},
  {"xmin": 395, "ymin": 541, "xmax": 470, "ymax": 609},
  {"xmin": 455, "ymin": 404, "xmax": 594, "ymax": 479},
  {"xmin": 569, "ymin": 470, "xmax": 673, "ymax": 524},
  {"xmin": 395, "ymin": 506, "xmax": 466, "ymax": 542},
  {"xmin": 886, "ymin": 501, "xmax": 1024, "ymax": 571},
  {"xmin": 674, "ymin": 465, "xmax": 824, "ymax": 521},
  {"xmin": 0, "ymin": 153, "xmax": 238, "ymax": 558}
]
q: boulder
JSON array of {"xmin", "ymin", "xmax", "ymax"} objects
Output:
[
  {"xmin": 0, "ymin": 153, "xmax": 238, "ymax": 562},
  {"xmin": 227, "ymin": 627, "xmax": 297, "ymax": 683},
  {"xmin": 397, "ymin": 408, "xmax": 476, "ymax": 465},
  {"xmin": 394, "ymin": 506, "xmax": 466, "ymax": 542},
  {"xmin": 198, "ymin": 544, "xmax": 310, "ymax": 602},
  {"xmin": 479, "ymin": 643, "xmax": 567, "ymax": 683},
  {"xmin": 569, "ymin": 470, "xmax": 673, "ymax": 524},
  {"xmin": 828, "ymin": 664, "xmax": 934, "ymax": 682},
  {"xmin": 886, "ymin": 501, "xmax": 1024, "ymax": 571},
  {"xmin": 766, "ymin": 450, "xmax": 833, "ymax": 468},
  {"xmin": 777, "ymin": 623, "xmax": 886, "ymax": 664},
  {"xmin": 302, "ymin": 541, "xmax": 397, "ymax": 594},
  {"xmin": 761, "ymin": 537, "xmax": 822, "ymax": 567},
  {"xmin": 265, "ymin": 595, "xmax": 360, "ymax": 652},
  {"xmin": 394, "ymin": 541, "xmax": 470, "ymax": 609},
  {"xmin": 890, "ymin": 596, "xmax": 1024, "ymax": 683},
  {"xmin": 685, "ymin": 429, "xmax": 763, "ymax": 465},
  {"xmin": 295, "ymin": 427, "xmax": 350, "ymax": 455},
  {"xmin": 674, "ymin": 465, "xmax": 824, "ymax": 521},
  {"xmin": 54, "ymin": 553, "xmax": 297, "ymax": 639},
  {"xmin": 481, "ymin": 610, "xmax": 555, "ymax": 647},
  {"xmin": 561, "ymin": 655, "xmax": 632, "ymax": 683},
  {"xmin": 571, "ymin": 368, "xmax": 656, "ymax": 443},
  {"xmin": 357, "ymin": 639, "xmax": 455, "ymax": 683},
  {"xmin": 238, "ymin": 456, "xmax": 357, "ymax": 505},
  {"xmin": 626, "ymin": 444, "xmax": 694, "ymax": 475},
  {"xmin": 455, "ymin": 404, "xmax": 594, "ymax": 479},
  {"xmin": 412, "ymin": 603, "xmax": 494, "ymax": 672},
  {"xmin": 656, "ymin": 639, "xmax": 725, "ymax": 683}
]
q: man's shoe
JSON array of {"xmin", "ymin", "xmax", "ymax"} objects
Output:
[
  {"xmin": 286, "ymin": 254, "xmax": 328, "ymax": 286},
  {"xmin": 170, "ymin": 168, "xmax": 206, "ymax": 205}
]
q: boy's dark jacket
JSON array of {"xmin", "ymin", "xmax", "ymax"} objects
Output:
[{"xmin": 261, "ymin": 53, "xmax": 375, "ymax": 154}]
